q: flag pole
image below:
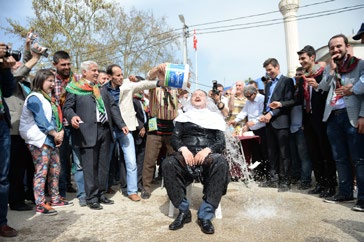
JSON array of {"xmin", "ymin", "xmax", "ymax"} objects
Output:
[
  {"xmin": 193, "ymin": 29, "xmax": 198, "ymax": 91},
  {"xmin": 195, "ymin": 49, "xmax": 198, "ymax": 90}
]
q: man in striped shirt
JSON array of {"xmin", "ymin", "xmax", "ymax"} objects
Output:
[{"xmin": 141, "ymin": 85, "xmax": 179, "ymax": 199}]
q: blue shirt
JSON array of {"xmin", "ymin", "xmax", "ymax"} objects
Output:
[
  {"xmin": 27, "ymin": 95, "xmax": 57, "ymax": 148},
  {"xmin": 105, "ymin": 81, "xmax": 120, "ymax": 104},
  {"xmin": 266, "ymin": 74, "xmax": 282, "ymax": 113}
]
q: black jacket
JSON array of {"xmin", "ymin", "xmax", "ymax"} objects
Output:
[{"xmin": 171, "ymin": 121, "xmax": 225, "ymax": 155}]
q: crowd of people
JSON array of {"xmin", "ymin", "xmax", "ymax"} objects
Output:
[{"xmin": 0, "ymin": 24, "xmax": 364, "ymax": 237}]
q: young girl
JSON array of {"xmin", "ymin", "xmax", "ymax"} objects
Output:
[{"xmin": 19, "ymin": 69, "xmax": 71, "ymax": 215}]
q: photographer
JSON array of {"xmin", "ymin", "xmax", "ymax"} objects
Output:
[
  {"xmin": 162, "ymin": 90, "xmax": 229, "ymax": 235},
  {"xmin": 0, "ymin": 42, "xmax": 18, "ymax": 237},
  {"xmin": 208, "ymin": 81, "xmax": 229, "ymax": 117},
  {"xmin": 6, "ymin": 32, "xmax": 46, "ymax": 211}
]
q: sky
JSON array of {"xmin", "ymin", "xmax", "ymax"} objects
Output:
[{"xmin": 0, "ymin": 0, "xmax": 363, "ymax": 91}]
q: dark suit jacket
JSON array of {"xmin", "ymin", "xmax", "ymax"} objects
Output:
[
  {"xmin": 132, "ymin": 97, "xmax": 148, "ymax": 145},
  {"xmin": 264, "ymin": 75, "xmax": 295, "ymax": 129},
  {"xmin": 63, "ymin": 85, "xmax": 126, "ymax": 148},
  {"xmin": 309, "ymin": 73, "xmax": 328, "ymax": 122}
]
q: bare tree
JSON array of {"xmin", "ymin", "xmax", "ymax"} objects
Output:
[{"xmin": 3, "ymin": 0, "xmax": 180, "ymax": 75}]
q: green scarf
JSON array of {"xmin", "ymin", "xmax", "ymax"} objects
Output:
[
  {"xmin": 65, "ymin": 78, "xmax": 106, "ymax": 114},
  {"xmin": 40, "ymin": 90, "xmax": 63, "ymax": 132}
]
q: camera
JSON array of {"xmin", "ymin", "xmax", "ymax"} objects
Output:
[
  {"xmin": 261, "ymin": 74, "xmax": 270, "ymax": 83},
  {"xmin": 28, "ymin": 32, "xmax": 49, "ymax": 58},
  {"xmin": 211, "ymin": 80, "xmax": 220, "ymax": 95},
  {"xmin": 4, "ymin": 46, "xmax": 22, "ymax": 61}
]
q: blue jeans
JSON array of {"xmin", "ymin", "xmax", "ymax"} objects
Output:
[
  {"xmin": 71, "ymin": 146, "xmax": 85, "ymax": 199},
  {"xmin": 61, "ymin": 126, "xmax": 85, "ymax": 199},
  {"xmin": 326, "ymin": 110, "xmax": 364, "ymax": 199},
  {"xmin": 115, "ymin": 129, "xmax": 138, "ymax": 195},
  {"xmin": 0, "ymin": 120, "xmax": 11, "ymax": 226},
  {"xmin": 290, "ymin": 129, "xmax": 312, "ymax": 184}
]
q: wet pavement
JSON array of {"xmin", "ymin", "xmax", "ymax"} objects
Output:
[{"xmin": 4, "ymin": 181, "xmax": 364, "ymax": 242}]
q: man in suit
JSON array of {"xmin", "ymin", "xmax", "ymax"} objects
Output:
[
  {"xmin": 259, "ymin": 58, "xmax": 295, "ymax": 192},
  {"xmin": 63, "ymin": 61, "xmax": 128, "ymax": 210},
  {"xmin": 307, "ymin": 34, "xmax": 364, "ymax": 212}
]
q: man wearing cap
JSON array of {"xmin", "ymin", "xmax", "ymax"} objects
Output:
[{"xmin": 353, "ymin": 23, "xmax": 364, "ymax": 43}]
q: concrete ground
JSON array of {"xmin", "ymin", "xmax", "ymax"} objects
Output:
[{"xmin": 3, "ymin": 181, "xmax": 364, "ymax": 242}]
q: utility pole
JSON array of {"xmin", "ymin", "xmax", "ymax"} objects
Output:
[{"xmin": 178, "ymin": 14, "xmax": 189, "ymax": 65}]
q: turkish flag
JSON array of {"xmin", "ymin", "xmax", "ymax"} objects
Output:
[{"xmin": 193, "ymin": 29, "xmax": 197, "ymax": 51}]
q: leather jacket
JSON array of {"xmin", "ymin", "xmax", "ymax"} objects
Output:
[{"xmin": 171, "ymin": 121, "xmax": 225, "ymax": 155}]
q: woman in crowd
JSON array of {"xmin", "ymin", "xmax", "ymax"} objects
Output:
[{"xmin": 19, "ymin": 69, "xmax": 70, "ymax": 215}]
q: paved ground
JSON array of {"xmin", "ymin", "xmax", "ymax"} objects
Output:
[{"xmin": 3, "ymin": 181, "xmax": 364, "ymax": 242}]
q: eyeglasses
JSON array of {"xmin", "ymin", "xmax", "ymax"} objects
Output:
[{"xmin": 245, "ymin": 93, "xmax": 255, "ymax": 98}]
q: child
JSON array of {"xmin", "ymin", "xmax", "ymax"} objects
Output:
[{"xmin": 19, "ymin": 69, "xmax": 71, "ymax": 215}]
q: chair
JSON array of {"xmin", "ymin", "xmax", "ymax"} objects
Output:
[{"xmin": 167, "ymin": 183, "xmax": 222, "ymax": 219}]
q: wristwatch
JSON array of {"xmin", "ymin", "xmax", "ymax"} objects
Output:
[{"xmin": 217, "ymin": 102, "xmax": 225, "ymax": 110}]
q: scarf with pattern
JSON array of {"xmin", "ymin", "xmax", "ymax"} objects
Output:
[
  {"xmin": 331, "ymin": 55, "xmax": 361, "ymax": 106},
  {"xmin": 56, "ymin": 71, "xmax": 77, "ymax": 107},
  {"xmin": 66, "ymin": 78, "xmax": 106, "ymax": 114},
  {"xmin": 41, "ymin": 90, "xmax": 63, "ymax": 132},
  {"xmin": 302, "ymin": 63, "xmax": 325, "ymax": 106}
]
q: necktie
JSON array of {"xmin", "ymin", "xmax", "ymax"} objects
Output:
[{"xmin": 99, "ymin": 111, "xmax": 107, "ymax": 124}]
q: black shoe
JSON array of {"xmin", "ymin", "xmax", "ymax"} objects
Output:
[
  {"xmin": 197, "ymin": 218, "xmax": 214, "ymax": 234},
  {"xmin": 324, "ymin": 194, "xmax": 354, "ymax": 204},
  {"xmin": 291, "ymin": 177, "xmax": 300, "ymax": 185},
  {"xmin": 169, "ymin": 210, "xmax": 192, "ymax": 230},
  {"xmin": 120, "ymin": 188, "xmax": 128, "ymax": 197},
  {"xmin": 319, "ymin": 187, "xmax": 336, "ymax": 198},
  {"xmin": 308, "ymin": 183, "xmax": 325, "ymax": 194},
  {"xmin": 88, "ymin": 202, "xmax": 103, "ymax": 210},
  {"xmin": 278, "ymin": 184, "xmax": 290, "ymax": 192},
  {"xmin": 141, "ymin": 190, "xmax": 151, "ymax": 199},
  {"xmin": 99, "ymin": 196, "xmax": 114, "ymax": 204},
  {"xmin": 298, "ymin": 182, "xmax": 312, "ymax": 190},
  {"xmin": 10, "ymin": 202, "xmax": 33, "ymax": 211},
  {"xmin": 67, "ymin": 186, "xmax": 77, "ymax": 193},
  {"xmin": 352, "ymin": 200, "xmax": 364, "ymax": 212}
]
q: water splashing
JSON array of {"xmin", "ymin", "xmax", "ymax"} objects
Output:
[{"xmin": 224, "ymin": 127, "xmax": 253, "ymax": 185}]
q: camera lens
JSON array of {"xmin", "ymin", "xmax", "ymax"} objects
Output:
[{"xmin": 5, "ymin": 49, "xmax": 22, "ymax": 61}]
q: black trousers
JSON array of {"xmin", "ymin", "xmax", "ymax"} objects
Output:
[
  {"xmin": 79, "ymin": 125, "xmax": 111, "ymax": 204},
  {"xmin": 265, "ymin": 123, "xmax": 291, "ymax": 184},
  {"xmin": 303, "ymin": 113, "xmax": 337, "ymax": 187},
  {"xmin": 8, "ymin": 135, "xmax": 34, "ymax": 206},
  {"xmin": 162, "ymin": 153, "xmax": 229, "ymax": 209}
]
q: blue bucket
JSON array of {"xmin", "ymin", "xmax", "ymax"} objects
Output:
[{"xmin": 164, "ymin": 64, "xmax": 189, "ymax": 90}]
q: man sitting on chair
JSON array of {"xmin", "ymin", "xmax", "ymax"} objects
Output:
[{"xmin": 162, "ymin": 89, "xmax": 229, "ymax": 234}]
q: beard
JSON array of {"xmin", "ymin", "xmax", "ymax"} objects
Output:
[{"xmin": 333, "ymin": 50, "xmax": 347, "ymax": 62}]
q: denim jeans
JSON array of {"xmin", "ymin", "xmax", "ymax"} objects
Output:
[
  {"xmin": 115, "ymin": 129, "xmax": 138, "ymax": 195},
  {"xmin": 326, "ymin": 110, "xmax": 364, "ymax": 199},
  {"xmin": 0, "ymin": 120, "xmax": 11, "ymax": 226},
  {"xmin": 60, "ymin": 126, "xmax": 85, "ymax": 199},
  {"xmin": 71, "ymin": 145, "xmax": 85, "ymax": 199},
  {"xmin": 290, "ymin": 129, "xmax": 312, "ymax": 184}
]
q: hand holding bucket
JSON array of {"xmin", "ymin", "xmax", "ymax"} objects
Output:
[{"xmin": 164, "ymin": 63, "xmax": 190, "ymax": 90}]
